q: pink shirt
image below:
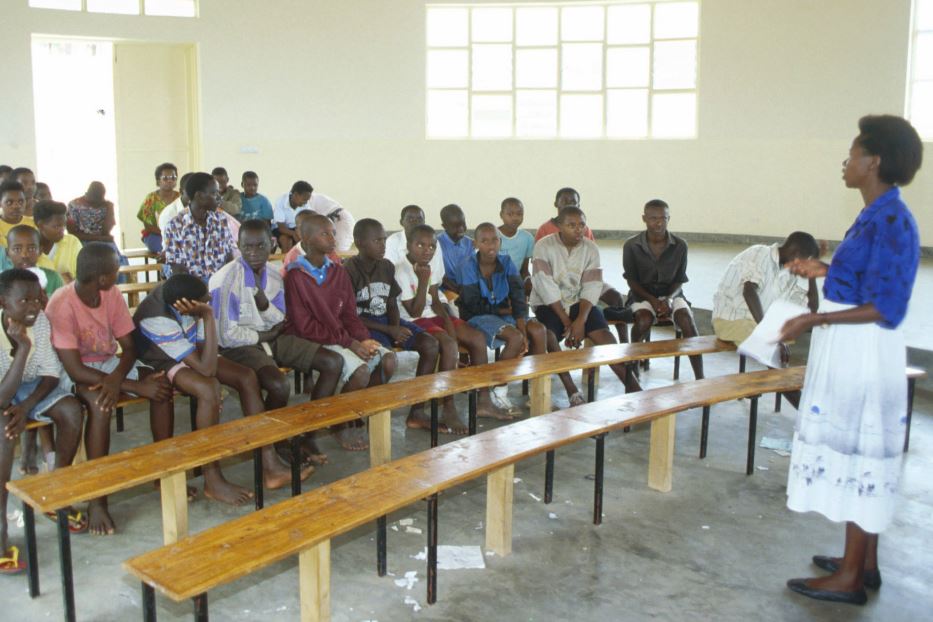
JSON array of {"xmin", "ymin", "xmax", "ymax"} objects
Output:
[
  {"xmin": 46, "ymin": 283, "xmax": 135, "ymax": 363},
  {"xmin": 534, "ymin": 219, "xmax": 596, "ymax": 242}
]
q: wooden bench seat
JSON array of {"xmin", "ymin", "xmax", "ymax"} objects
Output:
[
  {"xmin": 117, "ymin": 281, "xmax": 159, "ymax": 307},
  {"xmin": 124, "ymin": 367, "xmax": 804, "ymax": 621}
]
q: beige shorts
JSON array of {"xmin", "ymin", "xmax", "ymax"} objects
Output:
[
  {"xmin": 629, "ymin": 296, "xmax": 691, "ymax": 321},
  {"xmin": 712, "ymin": 318, "xmax": 758, "ymax": 345},
  {"xmin": 323, "ymin": 344, "xmax": 393, "ymax": 386}
]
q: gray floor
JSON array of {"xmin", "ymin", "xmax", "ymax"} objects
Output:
[{"xmin": 3, "ymin": 339, "xmax": 932, "ymax": 621}]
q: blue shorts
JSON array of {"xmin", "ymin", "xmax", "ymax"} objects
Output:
[
  {"xmin": 534, "ymin": 303, "xmax": 609, "ymax": 341},
  {"xmin": 361, "ymin": 314, "xmax": 424, "ymax": 350},
  {"xmin": 467, "ymin": 314, "xmax": 517, "ymax": 348},
  {"xmin": 13, "ymin": 378, "xmax": 73, "ymax": 424}
]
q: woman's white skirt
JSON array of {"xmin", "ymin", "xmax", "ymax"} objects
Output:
[{"xmin": 786, "ymin": 300, "xmax": 907, "ymax": 534}]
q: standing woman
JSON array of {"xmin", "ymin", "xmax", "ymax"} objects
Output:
[
  {"xmin": 137, "ymin": 162, "xmax": 179, "ymax": 254},
  {"xmin": 778, "ymin": 115, "xmax": 923, "ymax": 605}
]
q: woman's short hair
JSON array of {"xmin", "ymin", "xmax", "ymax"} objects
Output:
[
  {"xmin": 154, "ymin": 162, "xmax": 178, "ymax": 183},
  {"xmin": 856, "ymin": 115, "xmax": 923, "ymax": 186}
]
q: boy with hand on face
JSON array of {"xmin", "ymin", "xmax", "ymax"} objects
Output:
[
  {"xmin": 436, "ymin": 204, "xmax": 472, "ymax": 293},
  {"xmin": 385, "ymin": 205, "xmax": 446, "ymax": 273},
  {"xmin": 284, "ymin": 215, "xmax": 396, "ymax": 451}
]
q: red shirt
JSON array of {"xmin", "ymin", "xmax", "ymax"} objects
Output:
[
  {"xmin": 283, "ymin": 259, "xmax": 369, "ymax": 347},
  {"xmin": 534, "ymin": 218, "xmax": 596, "ymax": 242}
]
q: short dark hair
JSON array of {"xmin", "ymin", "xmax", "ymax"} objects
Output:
[
  {"xmin": 440, "ymin": 204, "xmax": 463, "ymax": 222},
  {"xmin": 178, "ymin": 172, "xmax": 195, "ymax": 199},
  {"xmin": 11, "ymin": 167, "xmax": 34, "ymax": 179},
  {"xmin": 409, "ymin": 223, "xmax": 436, "ymax": 240},
  {"xmin": 557, "ymin": 206, "xmax": 585, "ymax": 223},
  {"xmin": 783, "ymin": 231, "xmax": 820, "ymax": 258},
  {"xmin": 0, "ymin": 180, "xmax": 24, "ymax": 197},
  {"xmin": 75, "ymin": 242, "xmax": 119, "ymax": 283},
  {"xmin": 154, "ymin": 162, "xmax": 177, "ymax": 183},
  {"xmin": 0, "ymin": 268, "xmax": 39, "ymax": 298},
  {"xmin": 238, "ymin": 219, "xmax": 272, "ymax": 242},
  {"xmin": 353, "ymin": 218, "xmax": 383, "ymax": 240},
  {"xmin": 0, "ymin": 165, "xmax": 12, "ymax": 176},
  {"xmin": 162, "ymin": 274, "xmax": 208, "ymax": 307},
  {"xmin": 400, "ymin": 204, "xmax": 422, "ymax": 219},
  {"xmin": 32, "ymin": 200, "xmax": 67, "ymax": 223},
  {"xmin": 35, "ymin": 181, "xmax": 50, "ymax": 193},
  {"xmin": 184, "ymin": 172, "xmax": 214, "ymax": 201},
  {"xmin": 474, "ymin": 222, "xmax": 498, "ymax": 238},
  {"xmin": 290, "ymin": 181, "xmax": 314, "ymax": 195},
  {"xmin": 644, "ymin": 199, "xmax": 669, "ymax": 211},
  {"xmin": 500, "ymin": 197, "xmax": 522, "ymax": 210},
  {"xmin": 242, "ymin": 170, "xmax": 259, "ymax": 181},
  {"xmin": 555, "ymin": 187, "xmax": 579, "ymax": 202},
  {"xmin": 7, "ymin": 224, "xmax": 39, "ymax": 246},
  {"xmin": 210, "ymin": 166, "xmax": 228, "ymax": 177},
  {"xmin": 298, "ymin": 213, "xmax": 331, "ymax": 237},
  {"xmin": 856, "ymin": 115, "xmax": 924, "ymax": 186}
]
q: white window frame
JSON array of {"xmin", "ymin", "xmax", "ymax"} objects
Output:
[
  {"xmin": 28, "ymin": 0, "xmax": 198, "ymax": 18},
  {"xmin": 907, "ymin": 0, "xmax": 933, "ymax": 139},
  {"xmin": 426, "ymin": 1, "xmax": 700, "ymax": 140}
]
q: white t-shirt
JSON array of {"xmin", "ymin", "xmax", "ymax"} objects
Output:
[
  {"xmin": 712, "ymin": 243, "xmax": 810, "ymax": 322},
  {"xmin": 158, "ymin": 196, "xmax": 184, "ymax": 232},
  {"xmin": 385, "ymin": 230, "xmax": 446, "ymax": 278},
  {"xmin": 394, "ymin": 254, "xmax": 447, "ymax": 320},
  {"xmin": 273, "ymin": 192, "xmax": 354, "ymax": 251}
]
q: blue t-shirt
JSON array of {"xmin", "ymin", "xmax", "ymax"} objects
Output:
[
  {"xmin": 456, "ymin": 251, "xmax": 527, "ymax": 320},
  {"xmin": 823, "ymin": 186, "xmax": 919, "ymax": 328},
  {"xmin": 437, "ymin": 231, "xmax": 474, "ymax": 284},
  {"xmin": 497, "ymin": 228, "xmax": 534, "ymax": 273},
  {"xmin": 239, "ymin": 193, "xmax": 274, "ymax": 223}
]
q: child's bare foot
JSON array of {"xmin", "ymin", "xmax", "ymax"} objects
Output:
[
  {"xmin": 334, "ymin": 424, "xmax": 369, "ymax": 451},
  {"xmin": 406, "ymin": 405, "xmax": 433, "ymax": 430},
  {"xmin": 265, "ymin": 462, "xmax": 314, "ymax": 490},
  {"xmin": 300, "ymin": 435, "xmax": 328, "ymax": 465},
  {"xmin": 87, "ymin": 499, "xmax": 116, "ymax": 536},
  {"xmin": 203, "ymin": 478, "xmax": 254, "ymax": 506},
  {"xmin": 441, "ymin": 403, "xmax": 469, "ymax": 435},
  {"xmin": 476, "ymin": 397, "xmax": 515, "ymax": 421}
]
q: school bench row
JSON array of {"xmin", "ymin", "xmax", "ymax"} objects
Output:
[
  {"xmin": 10, "ymin": 336, "xmax": 735, "ymax": 622},
  {"xmin": 124, "ymin": 366, "xmax": 807, "ymax": 622}
]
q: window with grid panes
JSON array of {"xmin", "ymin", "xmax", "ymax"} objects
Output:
[
  {"xmin": 28, "ymin": 0, "xmax": 196, "ymax": 17},
  {"xmin": 909, "ymin": 0, "xmax": 933, "ymax": 138}
]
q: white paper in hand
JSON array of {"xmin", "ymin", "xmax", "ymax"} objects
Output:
[{"xmin": 738, "ymin": 299, "xmax": 809, "ymax": 368}]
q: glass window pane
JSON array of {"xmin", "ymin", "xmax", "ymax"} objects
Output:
[
  {"xmin": 562, "ymin": 43, "xmax": 602, "ymax": 91},
  {"xmin": 516, "ymin": 48, "xmax": 557, "ymax": 88},
  {"xmin": 472, "ymin": 95, "xmax": 512, "ymax": 137},
  {"xmin": 516, "ymin": 90, "xmax": 557, "ymax": 137},
  {"xmin": 909, "ymin": 81, "xmax": 933, "ymax": 138},
  {"xmin": 607, "ymin": 4, "xmax": 651, "ymax": 44},
  {"xmin": 472, "ymin": 44, "xmax": 512, "ymax": 91},
  {"xmin": 472, "ymin": 7, "xmax": 513, "ymax": 43},
  {"xmin": 914, "ymin": 32, "xmax": 933, "ymax": 80},
  {"xmin": 427, "ymin": 7, "xmax": 469, "ymax": 47},
  {"xmin": 427, "ymin": 50, "xmax": 468, "ymax": 88},
  {"xmin": 653, "ymin": 40, "xmax": 697, "ymax": 89},
  {"xmin": 654, "ymin": 2, "xmax": 699, "ymax": 39},
  {"xmin": 29, "ymin": 0, "xmax": 81, "ymax": 9},
  {"xmin": 917, "ymin": 0, "xmax": 933, "ymax": 30},
  {"xmin": 87, "ymin": 0, "xmax": 139, "ymax": 14},
  {"xmin": 561, "ymin": 5, "xmax": 605, "ymax": 42},
  {"xmin": 607, "ymin": 89, "xmax": 649, "ymax": 138},
  {"xmin": 427, "ymin": 90, "xmax": 468, "ymax": 138},
  {"xmin": 516, "ymin": 7, "xmax": 558, "ymax": 46},
  {"xmin": 144, "ymin": 0, "xmax": 196, "ymax": 17},
  {"xmin": 560, "ymin": 94, "xmax": 603, "ymax": 138},
  {"xmin": 651, "ymin": 92, "xmax": 696, "ymax": 138},
  {"xmin": 607, "ymin": 47, "xmax": 649, "ymax": 88}
]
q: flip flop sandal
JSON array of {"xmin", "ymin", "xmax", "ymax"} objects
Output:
[
  {"xmin": 44, "ymin": 509, "xmax": 89, "ymax": 535},
  {"xmin": 569, "ymin": 392, "xmax": 586, "ymax": 407},
  {"xmin": 0, "ymin": 546, "xmax": 27, "ymax": 575}
]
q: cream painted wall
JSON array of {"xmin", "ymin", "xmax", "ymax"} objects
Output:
[{"xmin": 1, "ymin": 0, "xmax": 929, "ymax": 245}]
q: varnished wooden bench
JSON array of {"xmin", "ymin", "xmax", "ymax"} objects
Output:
[
  {"xmin": 8, "ymin": 336, "xmax": 734, "ymax": 621},
  {"xmin": 118, "ymin": 263, "xmax": 165, "ymax": 283},
  {"xmin": 122, "ymin": 248, "xmax": 159, "ymax": 262},
  {"xmin": 117, "ymin": 281, "xmax": 159, "ymax": 307},
  {"xmin": 123, "ymin": 367, "xmax": 804, "ymax": 621}
]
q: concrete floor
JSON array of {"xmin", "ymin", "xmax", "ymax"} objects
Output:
[{"xmin": 3, "ymin": 336, "xmax": 932, "ymax": 621}]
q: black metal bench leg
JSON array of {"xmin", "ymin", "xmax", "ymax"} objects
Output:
[
  {"xmin": 253, "ymin": 448, "xmax": 263, "ymax": 510},
  {"xmin": 142, "ymin": 583, "xmax": 156, "ymax": 622},
  {"xmin": 468, "ymin": 390, "xmax": 477, "ymax": 436},
  {"xmin": 426, "ymin": 494, "xmax": 438, "ymax": 605},
  {"xmin": 746, "ymin": 396, "xmax": 759, "ymax": 475},
  {"xmin": 290, "ymin": 436, "xmax": 302, "ymax": 496},
  {"xmin": 189, "ymin": 396, "xmax": 202, "ymax": 477},
  {"xmin": 594, "ymin": 434, "xmax": 605, "ymax": 525},
  {"xmin": 116, "ymin": 406, "xmax": 125, "ymax": 432},
  {"xmin": 739, "ymin": 354, "xmax": 746, "ymax": 373},
  {"xmin": 586, "ymin": 368, "xmax": 596, "ymax": 402},
  {"xmin": 430, "ymin": 399, "xmax": 439, "ymax": 448},
  {"xmin": 193, "ymin": 593, "xmax": 208, "ymax": 621},
  {"xmin": 56, "ymin": 509, "xmax": 76, "ymax": 622},
  {"xmin": 23, "ymin": 503, "xmax": 39, "ymax": 598},
  {"xmin": 905, "ymin": 378, "xmax": 916, "ymax": 452},
  {"xmin": 294, "ymin": 369, "xmax": 302, "ymax": 394},
  {"xmin": 544, "ymin": 450, "xmax": 555, "ymax": 503},
  {"xmin": 377, "ymin": 515, "xmax": 387, "ymax": 577},
  {"xmin": 522, "ymin": 379, "xmax": 528, "ymax": 396},
  {"xmin": 699, "ymin": 405, "xmax": 711, "ymax": 459},
  {"xmin": 774, "ymin": 392, "xmax": 782, "ymax": 413}
]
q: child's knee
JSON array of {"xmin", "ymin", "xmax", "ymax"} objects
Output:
[
  {"xmin": 634, "ymin": 311, "xmax": 654, "ymax": 332},
  {"xmin": 436, "ymin": 333, "xmax": 457, "ymax": 353},
  {"xmin": 381, "ymin": 352, "xmax": 397, "ymax": 377},
  {"xmin": 54, "ymin": 397, "xmax": 85, "ymax": 431},
  {"xmin": 415, "ymin": 333, "xmax": 439, "ymax": 358},
  {"xmin": 266, "ymin": 373, "xmax": 292, "ymax": 402},
  {"xmin": 315, "ymin": 349, "xmax": 343, "ymax": 376},
  {"xmin": 348, "ymin": 365, "xmax": 370, "ymax": 386}
]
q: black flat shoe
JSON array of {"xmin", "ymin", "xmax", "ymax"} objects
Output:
[
  {"xmin": 787, "ymin": 578, "xmax": 867, "ymax": 605},
  {"xmin": 812, "ymin": 555, "xmax": 882, "ymax": 590}
]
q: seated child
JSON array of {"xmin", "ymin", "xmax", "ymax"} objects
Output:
[
  {"xmin": 6, "ymin": 225, "xmax": 64, "ymax": 300},
  {"xmin": 532, "ymin": 207, "xmax": 641, "ymax": 394},
  {"xmin": 280, "ymin": 210, "xmax": 342, "ymax": 271},
  {"xmin": 437, "ymin": 204, "xmax": 472, "ymax": 293},
  {"xmin": 283, "ymin": 215, "xmax": 397, "ymax": 451},
  {"xmin": 46, "ymin": 243, "xmax": 176, "ymax": 535},
  {"xmin": 384, "ymin": 204, "xmax": 446, "ymax": 275},
  {"xmin": 273, "ymin": 181, "xmax": 314, "ymax": 252},
  {"xmin": 396, "ymin": 224, "xmax": 509, "ymax": 431},
  {"xmin": 12, "ymin": 168, "xmax": 37, "ymax": 217},
  {"xmin": 134, "ymin": 274, "xmax": 289, "ymax": 504},
  {"xmin": 34, "ymin": 182, "xmax": 52, "ymax": 202},
  {"xmin": 238, "ymin": 171, "xmax": 274, "ymax": 226},
  {"xmin": 211, "ymin": 166, "xmax": 242, "ymax": 217},
  {"xmin": 1, "ymin": 270, "xmax": 85, "ymax": 570},
  {"xmin": 0, "ymin": 180, "xmax": 36, "ymax": 247},
  {"xmin": 209, "ymin": 219, "xmax": 342, "ymax": 467},
  {"xmin": 622, "ymin": 199, "xmax": 702, "ymax": 379},
  {"xmin": 66, "ymin": 181, "xmax": 117, "ymax": 245},
  {"xmin": 163, "ymin": 172, "xmax": 236, "ymax": 282},
  {"xmin": 497, "ymin": 197, "xmax": 534, "ymax": 290},
  {"xmin": 344, "ymin": 218, "xmax": 440, "ymax": 428},
  {"xmin": 34, "ymin": 200, "xmax": 82, "ymax": 283},
  {"xmin": 157, "ymin": 171, "xmax": 194, "ymax": 234}
]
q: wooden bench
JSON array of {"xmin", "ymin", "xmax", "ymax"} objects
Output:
[
  {"xmin": 122, "ymin": 248, "xmax": 159, "ymax": 262},
  {"xmin": 118, "ymin": 263, "xmax": 165, "ymax": 283},
  {"xmin": 123, "ymin": 367, "xmax": 804, "ymax": 621},
  {"xmin": 117, "ymin": 281, "xmax": 159, "ymax": 307},
  {"xmin": 8, "ymin": 336, "xmax": 734, "ymax": 621}
]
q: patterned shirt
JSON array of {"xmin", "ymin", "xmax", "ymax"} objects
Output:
[
  {"xmin": 137, "ymin": 190, "xmax": 178, "ymax": 237},
  {"xmin": 163, "ymin": 209, "xmax": 235, "ymax": 282},
  {"xmin": 209, "ymin": 257, "xmax": 286, "ymax": 348},
  {"xmin": 712, "ymin": 244, "xmax": 809, "ymax": 322},
  {"xmin": 66, "ymin": 196, "xmax": 111, "ymax": 236},
  {"xmin": 0, "ymin": 312, "xmax": 61, "ymax": 382}
]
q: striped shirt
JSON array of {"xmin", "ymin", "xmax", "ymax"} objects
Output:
[
  {"xmin": 0, "ymin": 312, "xmax": 61, "ymax": 382},
  {"xmin": 712, "ymin": 244, "xmax": 808, "ymax": 322},
  {"xmin": 209, "ymin": 257, "xmax": 286, "ymax": 348}
]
